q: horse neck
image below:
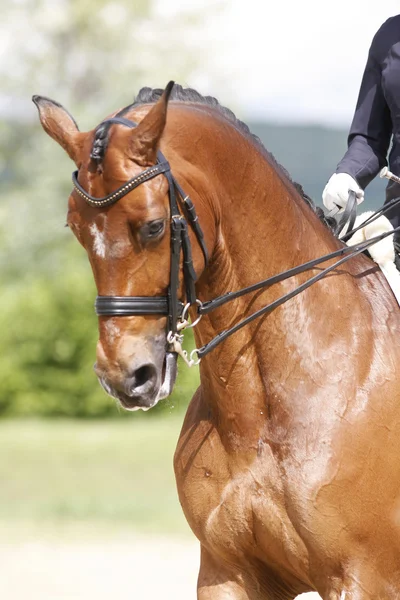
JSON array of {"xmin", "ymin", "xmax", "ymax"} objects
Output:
[{"xmin": 177, "ymin": 112, "xmax": 349, "ymax": 443}]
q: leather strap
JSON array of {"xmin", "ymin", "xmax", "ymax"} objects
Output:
[
  {"xmin": 72, "ymin": 116, "xmax": 208, "ymax": 335},
  {"xmin": 166, "ymin": 167, "xmax": 183, "ymax": 333},
  {"xmin": 75, "ymin": 113, "xmax": 400, "ymax": 361},
  {"xmin": 103, "ymin": 117, "xmax": 138, "ymax": 128},
  {"xmin": 172, "ymin": 177, "xmax": 209, "ymax": 266},
  {"xmin": 180, "ymin": 219, "xmax": 197, "ymax": 305},
  {"xmin": 95, "ymin": 296, "xmax": 184, "ymax": 316},
  {"xmin": 335, "ymin": 190, "xmax": 358, "ymax": 236},
  {"xmin": 340, "ymin": 194, "xmax": 400, "ymax": 242},
  {"xmin": 195, "ymin": 225, "xmax": 400, "ymax": 358},
  {"xmin": 72, "ymin": 162, "xmax": 170, "ymax": 207}
]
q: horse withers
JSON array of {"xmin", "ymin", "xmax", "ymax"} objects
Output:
[{"xmin": 34, "ymin": 83, "xmax": 400, "ymax": 599}]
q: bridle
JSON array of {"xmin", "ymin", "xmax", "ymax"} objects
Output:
[
  {"xmin": 73, "ymin": 116, "xmax": 400, "ymax": 366},
  {"xmin": 72, "ymin": 116, "xmax": 208, "ymax": 365}
]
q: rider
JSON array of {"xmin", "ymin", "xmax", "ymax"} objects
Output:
[{"xmin": 322, "ymin": 14, "xmax": 400, "ymax": 258}]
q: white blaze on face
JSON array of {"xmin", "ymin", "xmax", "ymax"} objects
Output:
[
  {"xmin": 89, "ymin": 222, "xmax": 106, "ymax": 258},
  {"xmin": 104, "ymin": 319, "xmax": 121, "ymax": 344}
]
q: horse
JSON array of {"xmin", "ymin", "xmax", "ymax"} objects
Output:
[{"xmin": 33, "ymin": 82, "xmax": 400, "ymax": 599}]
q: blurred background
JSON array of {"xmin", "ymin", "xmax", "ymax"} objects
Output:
[{"xmin": 1, "ymin": 1, "xmax": 399, "ymax": 598}]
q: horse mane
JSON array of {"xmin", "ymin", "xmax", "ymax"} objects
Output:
[{"xmin": 90, "ymin": 84, "xmax": 336, "ymax": 232}]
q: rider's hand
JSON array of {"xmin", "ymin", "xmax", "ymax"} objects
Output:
[{"xmin": 322, "ymin": 173, "xmax": 364, "ymax": 212}]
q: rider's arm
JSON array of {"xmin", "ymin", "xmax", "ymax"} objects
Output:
[{"xmin": 336, "ymin": 21, "xmax": 393, "ymax": 189}]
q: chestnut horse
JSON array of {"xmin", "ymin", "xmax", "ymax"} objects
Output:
[{"xmin": 34, "ymin": 83, "xmax": 400, "ymax": 599}]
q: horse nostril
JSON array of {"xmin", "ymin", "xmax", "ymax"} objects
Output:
[
  {"xmin": 130, "ymin": 363, "xmax": 158, "ymax": 395},
  {"xmin": 135, "ymin": 364, "xmax": 155, "ymax": 386}
]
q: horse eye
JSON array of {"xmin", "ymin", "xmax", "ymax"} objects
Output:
[{"xmin": 140, "ymin": 219, "xmax": 166, "ymax": 241}]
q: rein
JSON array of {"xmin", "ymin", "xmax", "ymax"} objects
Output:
[
  {"xmin": 72, "ymin": 117, "xmax": 400, "ymax": 366},
  {"xmin": 193, "ymin": 225, "xmax": 400, "ymax": 359}
]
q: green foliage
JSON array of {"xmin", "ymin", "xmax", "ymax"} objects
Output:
[
  {"xmin": 1, "ymin": 0, "xmax": 212, "ymax": 281},
  {"xmin": 0, "ymin": 242, "xmax": 199, "ymax": 418}
]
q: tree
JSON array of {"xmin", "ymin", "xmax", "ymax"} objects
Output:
[{"xmin": 1, "ymin": 0, "xmax": 222, "ymax": 277}]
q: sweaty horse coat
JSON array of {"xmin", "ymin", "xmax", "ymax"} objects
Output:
[{"xmin": 34, "ymin": 84, "xmax": 400, "ymax": 599}]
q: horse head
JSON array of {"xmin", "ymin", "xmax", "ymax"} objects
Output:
[{"xmin": 33, "ymin": 83, "xmax": 208, "ymax": 411}]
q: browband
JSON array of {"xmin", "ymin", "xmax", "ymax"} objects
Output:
[
  {"xmin": 72, "ymin": 162, "xmax": 170, "ymax": 208},
  {"xmin": 72, "ymin": 116, "xmax": 170, "ymax": 208}
]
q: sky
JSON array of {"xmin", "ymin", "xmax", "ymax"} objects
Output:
[
  {"xmin": 156, "ymin": 0, "xmax": 400, "ymax": 128},
  {"xmin": 1, "ymin": 0, "xmax": 399, "ymax": 130}
]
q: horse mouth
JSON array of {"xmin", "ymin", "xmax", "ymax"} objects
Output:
[{"xmin": 97, "ymin": 352, "xmax": 178, "ymax": 412}]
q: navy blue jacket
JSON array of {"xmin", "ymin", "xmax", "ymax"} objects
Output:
[{"xmin": 336, "ymin": 15, "xmax": 400, "ymax": 225}]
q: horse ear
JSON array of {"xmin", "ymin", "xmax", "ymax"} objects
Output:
[
  {"xmin": 129, "ymin": 81, "xmax": 175, "ymax": 166},
  {"xmin": 32, "ymin": 96, "xmax": 86, "ymax": 166}
]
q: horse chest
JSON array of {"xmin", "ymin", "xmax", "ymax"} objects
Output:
[{"xmin": 175, "ymin": 424, "xmax": 309, "ymax": 573}]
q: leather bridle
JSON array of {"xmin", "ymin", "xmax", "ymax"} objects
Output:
[
  {"xmin": 72, "ymin": 116, "xmax": 208, "ymax": 364},
  {"xmin": 72, "ymin": 117, "xmax": 400, "ymax": 366}
]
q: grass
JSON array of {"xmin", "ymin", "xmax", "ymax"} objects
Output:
[{"xmin": 0, "ymin": 415, "xmax": 194, "ymax": 538}]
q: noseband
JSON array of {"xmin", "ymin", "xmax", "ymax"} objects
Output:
[{"xmin": 72, "ymin": 116, "xmax": 208, "ymax": 362}]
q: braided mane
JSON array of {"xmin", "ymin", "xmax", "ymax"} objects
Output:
[{"xmin": 90, "ymin": 84, "xmax": 336, "ymax": 231}]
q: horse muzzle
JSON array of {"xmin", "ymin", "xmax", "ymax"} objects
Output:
[{"xmin": 94, "ymin": 351, "xmax": 178, "ymax": 411}]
